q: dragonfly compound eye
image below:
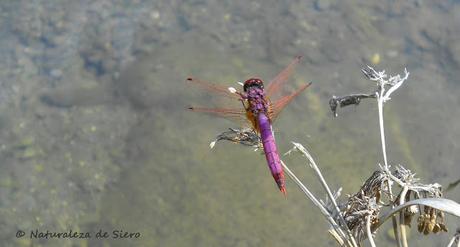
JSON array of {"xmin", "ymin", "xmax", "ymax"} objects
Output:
[{"xmin": 243, "ymin": 78, "xmax": 264, "ymax": 92}]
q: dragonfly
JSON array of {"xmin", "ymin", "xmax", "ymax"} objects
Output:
[{"xmin": 187, "ymin": 56, "xmax": 312, "ymax": 195}]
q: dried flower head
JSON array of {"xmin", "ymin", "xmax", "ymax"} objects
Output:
[{"xmin": 209, "ymin": 128, "xmax": 262, "ymax": 149}]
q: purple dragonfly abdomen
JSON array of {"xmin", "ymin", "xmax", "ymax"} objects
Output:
[
  {"xmin": 187, "ymin": 58, "xmax": 311, "ymax": 195},
  {"xmin": 257, "ymin": 112, "xmax": 286, "ymax": 194}
]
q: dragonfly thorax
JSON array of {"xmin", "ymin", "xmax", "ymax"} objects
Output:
[
  {"xmin": 245, "ymin": 83, "xmax": 269, "ymax": 116},
  {"xmin": 243, "ymin": 78, "xmax": 264, "ymax": 92}
]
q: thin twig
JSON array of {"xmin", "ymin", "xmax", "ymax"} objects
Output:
[
  {"xmin": 286, "ymin": 143, "xmax": 358, "ymax": 247},
  {"xmin": 329, "ymin": 229, "xmax": 346, "ymax": 246},
  {"xmin": 392, "ymin": 216, "xmax": 402, "ymax": 247},
  {"xmin": 290, "ymin": 143, "xmax": 349, "ymax": 224},
  {"xmin": 447, "ymin": 236, "xmax": 456, "ymax": 247},
  {"xmin": 399, "ymin": 186, "xmax": 409, "ymax": 247},
  {"xmin": 281, "ymin": 160, "xmax": 356, "ymax": 246},
  {"xmin": 377, "ymin": 88, "xmax": 388, "ymax": 169},
  {"xmin": 281, "ymin": 160, "xmax": 332, "ymax": 218}
]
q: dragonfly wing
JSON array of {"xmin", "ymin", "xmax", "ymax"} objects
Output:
[
  {"xmin": 265, "ymin": 56, "xmax": 302, "ymax": 98},
  {"xmin": 187, "ymin": 77, "xmax": 241, "ymax": 100},
  {"xmin": 188, "ymin": 106, "xmax": 251, "ymax": 126},
  {"xmin": 270, "ymin": 82, "xmax": 312, "ymax": 120}
]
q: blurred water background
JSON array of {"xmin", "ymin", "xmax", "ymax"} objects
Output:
[{"xmin": 0, "ymin": 0, "xmax": 459, "ymax": 246}]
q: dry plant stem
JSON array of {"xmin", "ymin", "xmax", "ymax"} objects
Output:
[
  {"xmin": 399, "ymin": 186, "xmax": 409, "ymax": 247},
  {"xmin": 281, "ymin": 160, "xmax": 330, "ymax": 217},
  {"xmin": 328, "ymin": 229, "xmax": 345, "ymax": 246},
  {"xmin": 446, "ymin": 236, "xmax": 456, "ymax": 247},
  {"xmin": 281, "ymin": 160, "xmax": 358, "ymax": 247},
  {"xmin": 446, "ymin": 229, "xmax": 460, "ymax": 247},
  {"xmin": 447, "ymin": 235, "xmax": 460, "ymax": 247},
  {"xmin": 377, "ymin": 197, "xmax": 460, "ymax": 227},
  {"xmin": 296, "ymin": 145, "xmax": 348, "ymax": 225},
  {"xmin": 289, "ymin": 144, "xmax": 358, "ymax": 247},
  {"xmin": 281, "ymin": 160, "xmax": 356, "ymax": 247},
  {"xmin": 377, "ymin": 92, "xmax": 402, "ymax": 247},
  {"xmin": 392, "ymin": 217, "xmax": 402, "ymax": 247},
  {"xmin": 366, "ymin": 215, "xmax": 376, "ymax": 247},
  {"xmin": 377, "ymin": 91, "xmax": 388, "ymax": 169}
]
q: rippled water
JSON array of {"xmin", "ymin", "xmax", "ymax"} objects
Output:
[{"xmin": 0, "ymin": 1, "xmax": 459, "ymax": 246}]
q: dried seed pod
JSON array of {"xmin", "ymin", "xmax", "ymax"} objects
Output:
[
  {"xmin": 427, "ymin": 212, "xmax": 436, "ymax": 233},
  {"xmin": 424, "ymin": 224, "xmax": 431, "ymax": 235},
  {"xmin": 440, "ymin": 223, "xmax": 448, "ymax": 232},
  {"xmin": 403, "ymin": 209, "xmax": 414, "ymax": 227},
  {"xmin": 418, "ymin": 215, "xmax": 426, "ymax": 233},
  {"xmin": 423, "ymin": 205, "xmax": 430, "ymax": 214}
]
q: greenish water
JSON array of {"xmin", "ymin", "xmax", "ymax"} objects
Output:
[{"xmin": 0, "ymin": 1, "xmax": 459, "ymax": 247}]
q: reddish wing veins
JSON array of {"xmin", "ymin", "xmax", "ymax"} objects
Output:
[
  {"xmin": 265, "ymin": 56, "xmax": 302, "ymax": 98},
  {"xmin": 188, "ymin": 106, "xmax": 250, "ymax": 126},
  {"xmin": 270, "ymin": 82, "xmax": 312, "ymax": 120},
  {"xmin": 186, "ymin": 77, "xmax": 241, "ymax": 100}
]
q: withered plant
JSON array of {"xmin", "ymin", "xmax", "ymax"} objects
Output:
[{"xmin": 209, "ymin": 66, "xmax": 460, "ymax": 247}]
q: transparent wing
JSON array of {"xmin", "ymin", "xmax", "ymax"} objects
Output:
[
  {"xmin": 270, "ymin": 82, "xmax": 312, "ymax": 120},
  {"xmin": 187, "ymin": 106, "xmax": 251, "ymax": 127},
  {"xmin": 187, "ymin": 77, "xmax": 241, "ymax": 100},
  {"xmin": 265, "ymin": 56, "xmax": 302, "ymax": 98}
]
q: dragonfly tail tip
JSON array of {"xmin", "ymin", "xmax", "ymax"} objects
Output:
[{"xmin": 280, "ymin": 187, "xmax": 287, "ymax": 196}]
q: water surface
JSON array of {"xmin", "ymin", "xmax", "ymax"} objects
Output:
[{"xmin": 0, "ymin": 1, "xmax": 459, "ymax": 246}]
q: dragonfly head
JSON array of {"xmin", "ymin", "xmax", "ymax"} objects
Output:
[{"xmin": 243, "ymin": 78, "xmax": 264, "ymax": 92}]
